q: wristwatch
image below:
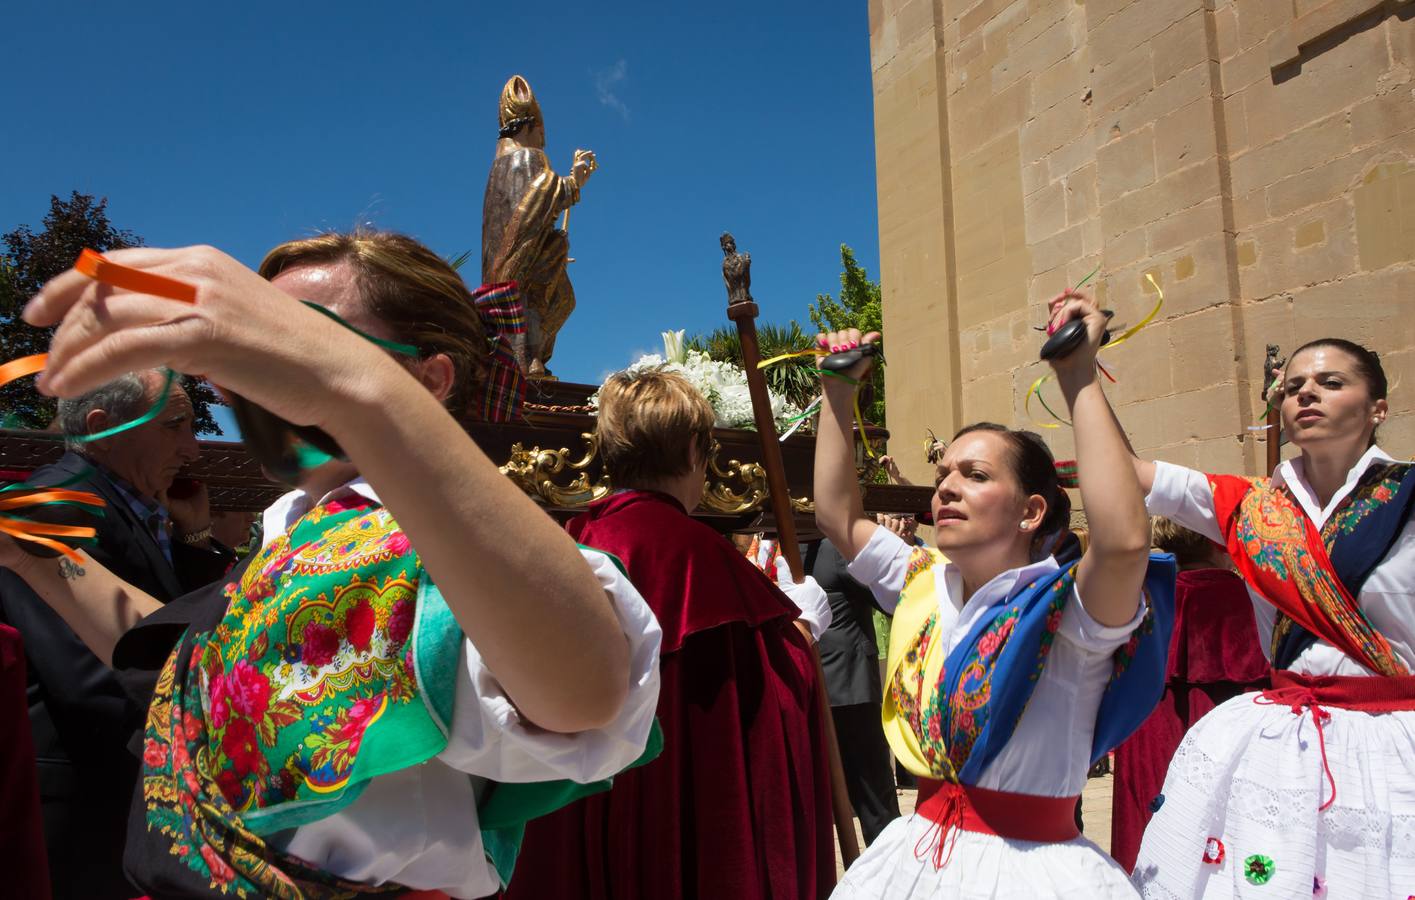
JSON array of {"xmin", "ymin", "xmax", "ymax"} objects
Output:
[{"xmin": 179, "ymin": 526, "xmax": 213, "ymax": 546}]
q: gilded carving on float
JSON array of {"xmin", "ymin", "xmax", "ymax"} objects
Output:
[
  {"xmin": 498, "ymin": 434, "xmax": 609, "ymax": 507},
  {"xmin": 497, "ymin": 435, "xmax": 813, "ymax": 514}
]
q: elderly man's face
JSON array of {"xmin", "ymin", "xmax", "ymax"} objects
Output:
[{"xmin": 98, "ymin": 376, "xmax": 201, "ymax": 499}]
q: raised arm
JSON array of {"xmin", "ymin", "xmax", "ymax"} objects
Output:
[
  {"xmin": 0, "ymin": 545, "xmax": 161, "ymax": 666},
  {"xmin": 25, "ymin": 246, "xmax": 629, "ymax": 734},
  {"xmin": 812, "ymin": 329, "xmax": 883, "ymax": 561},
  {"xmin": 1046, "ymin": 290, "xmax": 1152, "ymax": 627}
]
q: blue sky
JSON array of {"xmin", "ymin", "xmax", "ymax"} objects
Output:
[{"xmin": 2, "ymin": 1, "xmax": 881, "ymax": 434}]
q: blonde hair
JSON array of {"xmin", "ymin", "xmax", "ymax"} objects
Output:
[
  {"xmin": 1151, "ymin": 515, "xmax": 1219, "ymax": 567},
  {"xmin": 596, "ymin": 369, "xmax": 715, "ymax": 488},
  {"xmin": 259, "ymin": 231, "xmax": 490, "ymax": 419}
]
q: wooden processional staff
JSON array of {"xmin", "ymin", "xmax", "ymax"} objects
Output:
[{"xmin": 720, "ymin": 233, "xmax": 862, "ymax": 868}]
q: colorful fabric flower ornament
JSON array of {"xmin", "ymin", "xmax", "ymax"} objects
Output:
[
  {"xmin": 1312, "ymin": 875, "xmax": 1326, "ymax": 897},
  {"xmin": 1149, "ymin": 793, "xmax": 1165, "ymax": 813},
  {"xmin": 1201, "ymin": 837, "xmax": 1225, "ymax": 865},
  {"xmin": 1243, "ymin": 853, "xmax": 1275, "ymax": 885}
]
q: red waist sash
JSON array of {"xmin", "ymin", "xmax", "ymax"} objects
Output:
[
  {"xmin": 1256, "ymin": 670, "xmax": 1415, "ymax": 812},
  {"xmin": 914, "ymin": 778, "xmax": 1080, "ymax": 868}
]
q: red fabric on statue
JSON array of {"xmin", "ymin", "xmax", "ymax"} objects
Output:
[
  {"xmin": 503, "ymin": 490, "xmax": 835, "ymax": 900},
  {"xmin": 1, "ymin": 624, "xmax": 53, "ymax": 900},
  {"xmin": 1110, "ymin": 568, "xmax": 1268, "ymax": 871}
]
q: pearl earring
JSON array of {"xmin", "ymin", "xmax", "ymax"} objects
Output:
[{"xmin": 1020, "ymin": 523, "xmax": 1031, "ymax": 531}]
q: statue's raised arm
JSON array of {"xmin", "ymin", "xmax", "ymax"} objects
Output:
[{"xmin": 481, "ymin": 75, "xmax": 596, "ymax": 378}]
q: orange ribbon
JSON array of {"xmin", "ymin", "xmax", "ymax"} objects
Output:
[{"xmin": 74, "ymin": 248, "xmax": 197, "ymax": 303}]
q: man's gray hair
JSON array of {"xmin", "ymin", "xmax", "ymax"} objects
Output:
[{"xmin": 56, "ymin": 369, "xmax": 166, "ymax": 450}]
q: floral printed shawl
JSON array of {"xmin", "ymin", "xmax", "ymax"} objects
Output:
[
  {"xmin": 1208, "ymin": 461, "xmax": 1415, "ymax": 675},
  {"xmin": 883, "ymin": 547, "xmax": 1176, "ymax": 785},
  {"xmin": 124, "ymin": 494, "xmax": 658, "ymax": 898}
]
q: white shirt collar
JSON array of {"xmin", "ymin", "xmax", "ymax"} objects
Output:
[
  {"xmin": 940, "ymin": 555, "xmax": 1061, "ymax": 614},
  {"xmin": 260, "ymin": 476, "xmax": 382, "ymax": 550},
  {"xmin": 1272, "ymin": 444, "xmax": 1395, "ymax": 527}
]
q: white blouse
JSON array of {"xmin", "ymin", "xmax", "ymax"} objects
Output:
[
  {"xmin": 256, "ymin": 478, "xmax": 662, "ymax": 898},
  {"xmin": 848, "ymin": 526, "xmax": 1145, "ymax": 797},
  {"xmin": 1146, "ymin": 444, "xmax": 1415, "ymax": 677}
]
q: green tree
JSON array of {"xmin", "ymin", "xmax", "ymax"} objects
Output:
[
  {"xmin": 808, "ymin": 245, "xmax": 885, "ymax": 424},
  {"xmin": 0, "ymin": 193, "xmax": 221, "ymax": 433}
]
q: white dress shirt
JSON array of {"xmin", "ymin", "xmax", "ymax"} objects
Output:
[
  {"xmin": 1145, "ymin": 444, "xmax": 1415, "ymax": 677},
  {"xmin": 848, "ymin": 526, "xmax": 1145, "ymax": 797},
  {"xmin": 257, "ymin": 477, "xmax": 662, "ymax": 897}
]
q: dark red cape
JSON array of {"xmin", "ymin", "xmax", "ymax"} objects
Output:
[
  {"xmin": 504, "ymin": 490, "xmax": 835, "ymax": 900},
  {"xmin": 1, "ymin": 624, "xmax": 52, "ymax": 900},
  {"xmin": 1111, "ymin": 568, "xmax": 1269, "ymax": 871}
]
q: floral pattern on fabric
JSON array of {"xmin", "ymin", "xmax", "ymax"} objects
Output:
[
  {"xmin": 140, "ymin": 496, "xmax": 428, "ymax": 896},
  {"xmin": 1320, "ymin": 463, "xmax": 1405, "ymax": 547},
  {"xmin": 902, "ymin": 546, "xmax": 934, "ymax": 592},
  {"xmin": 1212, "ymin": 474, "xmax": 1407, "ymax": 677}
]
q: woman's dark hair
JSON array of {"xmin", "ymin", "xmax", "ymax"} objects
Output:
[
  {"xmin": 1288, "ymin": 338, "xmax": 1387, "ymax": 400},
  {"xmin": 951, "ymin": 422, "xmax": 1072, "ymax": 552}
]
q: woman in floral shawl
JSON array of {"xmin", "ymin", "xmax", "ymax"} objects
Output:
[
  {"xmin": 1124, "ymin": 335, "xmax": 1415, "ymax": 899},
  {"xmin": 3, "ymin": 232, "xmax": 661, "ymax": 898},
  {"xmin": 813, "ymin": 289, "xmax": 1175, "ymax": 899}
]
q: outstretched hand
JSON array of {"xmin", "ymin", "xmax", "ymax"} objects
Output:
[
  {"xmin": 1043, "ymin": 289, "xmax": 1108, "ymax": 379},
  {"xmin": 814, "ymin": 328, "xmax": 882, "ymax": 385},
  {"xmin": 23, "ymin": 246, "xmax": 402, "ymax": 433}
]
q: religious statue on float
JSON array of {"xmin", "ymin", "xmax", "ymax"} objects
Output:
[{"xmin": 482, "ymin": 75, "xmax": 597, "ymax": 379}]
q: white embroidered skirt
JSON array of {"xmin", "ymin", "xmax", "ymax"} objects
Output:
[
  {"xmin": 832, "ymin": 813, "xmax": 1137, "ymax": 899},
  {"xmin": 1132, "ymin": 692, "xmax": 1415, "ymax": 899}
]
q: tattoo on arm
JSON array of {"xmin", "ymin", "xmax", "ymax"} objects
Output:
[{"xmin": 57, "ymin": 558, "xmax": 86, "ymax": 580}]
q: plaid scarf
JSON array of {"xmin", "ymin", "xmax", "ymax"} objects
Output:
[{"xmin": 472, "ymin": 282, "xmax": 528, "ymax": 423}]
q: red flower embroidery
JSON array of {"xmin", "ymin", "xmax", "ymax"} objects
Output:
[
  {"xmin": 221, "ymin": 718, "xmax": 262, "ymax": 776},
  {"xmin": 385, "ymin": 531, "xmax": 411, "ymax": 557},
  {"xmin": 977, "ymin": 630, "xmax": 1002, "ymax": 657},
  {"xmin": 335, "ymin": 695, "xmax": 383, "ymax": 756},
  {"xmin": 143, "ymin": 738, "xmax": 169, "ymax": 768},
  {"xmin": 1045, "ymin": 609, "xmax": 1064, "ymax": 633},
  {"xmin": 215, "ymin": 768, "xmax": 244, "ymax": 805},
  {"xmin": 200, "ymin": 844, "xmax": 236, "ymax": 885},
  {"xmin": 301, "ymin": 621, "xmax": 340, "ymax": 668},
  {"xmin": 225, "ymin": 660, "xmax": 272, "ymax": 720},
  {"xmin": 345, "ymin": 598, "xmax": 375, "ymax": 653},
  {"xmin": 1202, "ymin": 837, "xmax": 1225, "ymax": 865},
  {"xmin": 387, "ymin": 598, "xmax": 415, "ymax": 650},
  {"xmin": 208, "ymin": 674, "xmax": 231, "ymax": 729}
]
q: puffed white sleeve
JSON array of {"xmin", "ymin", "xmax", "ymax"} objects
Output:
[
  {"xmin": 1145, "ymin": 460, "xmax": 1223, "ymax": 544},
  {"xmin": 436, "ymin": 546, "xmax": 662, "ymax": 783},
  {"xmin": 844, "ymin": 525, "xmax": 914, "ymax": 614}
]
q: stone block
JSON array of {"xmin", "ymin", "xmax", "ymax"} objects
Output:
[
  {"xmin": 1168, "ymin": 306, "xmax": 1241, "ymax": 393},
  {"xmin": 1221, "ymin": 92, "xmax": 1249, "ymax": 156},
  {"xmin": 1031, "ymin": 50, "xmax": 1091, "ymax": 115},
  {"xmin": 1220, "ymin": 43, "xmax": 1271, "ymax": 98},
  {"xmin": 1154, "ymin": 97, "xmax": 1220, "ymax": 177},
  {"xmin": 1103, "ymin": 160, "xmax": 1223, "ymax": 238},
  {"xmin": 1234, "ymin": 0, "xmax": 1292, "ymax": 53},
  {"xmin": 1153, "ymin": 11, "xmax": 1210, "ymax": 85},
  {"xmin": 1233, "ymin": 190, "xmax": 1268, "ymax": 231},
  {"xmin": 954, "ymin": 79, "xmax": 1031, "ymax": 158},
  {"xmin": 1354, "ymin": 160, "xmax": 1415, "ymax": 270},
  {"xmin": 1213, "ymin": 2, "xmax": 1240, "ymax": 61},
  {"xmin": 1023, "ymin": 97, "xmax": 1092, "ymax": 164},
  {"xmin": 1352, "ymin": 89, "xmax": 1415, "ymax": 148},
  {"xmin": 1025, "ymin": 180, "xmax": 1070, "ymax": 241},
  {"xmin": 1239, "ymin": 197, "xmax": 1360, "ymax": 301},
  {"xmin": 963, "ymin": 369, "xmax": 1017, "ymax": 423},
  {"xmin": 1094, "ymin": 43, "xmax": 1156, "ymax": 117},
  {"xmin": 1147, "ymin": 197, "xmax": 1226, "ymax": 255},
  {"xmin": 1229, "ymin": 110, "xmax": 1352, "ymax": 197},
  {"xmin": 1244, "ymin": 24, "xmax": 1391, "ymax": 150},
  {"xmin": 1066, "ymin": 162, "xmax": 1101, "ymax": 224},
  {"xmin": 1049, "ymin": 129, "xmax": 1102, "ymax": 179},
  {"xmin": 1098, "ymin": 124, "xmax": 1159, "ymax": 203},
  {"xmin": 1289, "ymin": 266, "xmax": 1415, "ymax": 349},
  {"xmin": 1104, "ymin": 225, "xmax": 1150, "ymax": 269},
  {"xmin": 1104, "ymin": 320, "xmax": 1176, "ymax": 404},
  {"xmin": 1106, "ymin": 62, "xmax": 1212, "ymax": 137},
  {"xmin": 1031, "ymin": 222, "xmax": 1087, "ymax": 274},
  {"xmin": 1090, "ymin": 0, "xmax": 1203, "ymax": 68}
]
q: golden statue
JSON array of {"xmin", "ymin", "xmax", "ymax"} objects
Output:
[{"xmin": 482, "ymin": 75, "xmax": 597, "ymax": 378}]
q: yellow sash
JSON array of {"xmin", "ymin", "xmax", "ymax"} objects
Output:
[{"xmin": 882, "ymin": 546, "xmax": 955, "ymax": 779}]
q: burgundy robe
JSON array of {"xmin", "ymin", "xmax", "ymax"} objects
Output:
[
  {"xmin": 1, "ymin": 624, "xmax": 51, "ymax": 900},
  {"xmin": 504, "ymin": 490, "xmax": 834, "ymax": 900},
  {"xmin": 1110, "ymin": 568, "xmax": 1269, "ymax": 871}
]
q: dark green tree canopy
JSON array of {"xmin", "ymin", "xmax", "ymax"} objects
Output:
[
  {"xmin": 809, "ymin": 245, "xmax": 885, "ymax": 425},
  {"xmin": 0, "ymin": 192, "xmax": 221, "ymax": 433}
]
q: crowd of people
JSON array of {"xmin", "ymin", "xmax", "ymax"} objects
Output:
[{"xmin": 0, "ymin": 231, "xmax": 1408, "ymax": 900}]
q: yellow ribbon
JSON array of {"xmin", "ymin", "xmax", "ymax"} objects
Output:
[
  {"xmin": 1026, "ymin": 273, "xmax": 1165, "ymax": 429},
  {"xmin": 757, "ymin": 347, "xmax": 878, "ymax": 457}
]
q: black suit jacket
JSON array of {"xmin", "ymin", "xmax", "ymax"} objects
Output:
[
  {"xmin": 0, "ymin": 452, "xmax": 233, "ymax": 898},
  {"xmin": 802, "ymin": 539, "xmax": 889, "ymax": 708}
]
